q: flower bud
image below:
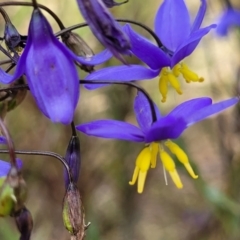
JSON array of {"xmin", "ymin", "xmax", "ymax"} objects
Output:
[
  {"xmin": 4, "ymin": 21, "xmax": 21, "ymax": 51},
  {"xmin": 64, "ymin": 135, "xmax": 80, "ymax": 187},
  {"xmin": 14, "ymin": 206, "xmax": 33, "ymax": 240},
  {"xmin": 0, "ymin": 177, "xmax": 16, "ymax": 217},
  {"xmin": 62, "ymin": 32, "xmax": 94, "ymax": 73},
  {"xmin": 7, "ymin": 166, "xmax": 27, "ymax": 213},
  {"xmin": 62, "ymin": 183, "xmax": 85, "ymax": 236}
]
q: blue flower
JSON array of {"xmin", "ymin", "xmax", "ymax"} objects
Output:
[
  {"xmin": 76, "ymin": 92, "xmax": 238, "ymax": 193},
  {"xmin": 0, "ymin": 8, "xmax": 112, "ymax": 125},
  {"xmin": 85, "ymin": 0, "xmax": 216, "ymax": 102},
  {"xmin": 76, "ymin": 0, "xmax": 131, "ymax": 63},
  {"xmin": 216, "ymin": 7, "xmax": 240, "ymax": 36}
]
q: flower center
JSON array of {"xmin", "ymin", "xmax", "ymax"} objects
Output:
[
  {"xmin": 159, "ymin": 63, "xmax": 204, "ymax": 103},
  {"xmin": 129, "ymin": 141, "xmax": 198, "ymax": 193}
]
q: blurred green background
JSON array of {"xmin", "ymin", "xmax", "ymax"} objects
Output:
[{"xmin": 1, "ymin": 0, "xmax": 240, "ymax": 239}]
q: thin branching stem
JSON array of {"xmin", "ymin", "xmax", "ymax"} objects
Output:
[
  {"xmin": 0, "ymin": 80, "xmax": 157, "ymax": 122},
  {"xmin": 0, "ymin": 149, "xmax": 73, "ymax": 183},
  {"xmin": 0, "ymin": 1, "xmax": 65, "ymax": 30},
  {"xmin": 55, "ymin": 19, "xmax": 163, "ymax": 48},
  {"xmin": 0, "ymin": 118, "xmax": 16, "ymax": 166}
]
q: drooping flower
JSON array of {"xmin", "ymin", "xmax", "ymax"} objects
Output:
[
  {"xmin": 76, "ymin": 92, "xmax": 238, "ymax": 193},
  {"xmin": 216, "ymin": 7, "xmax": 240, "ymax": 36},
  {"xmin": 76, "ymin": 0, "xmax": 131, "ymax": 63},
  {"xmin": 85, "ymin": 0, "xmax": 216, "ymax": 102},
  {"xmin": 0, "ymin": 7, "xmax": 112, "ymax": 125}
]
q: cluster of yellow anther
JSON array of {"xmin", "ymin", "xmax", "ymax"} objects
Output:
[
  {"xmin": 129, "ymin": 140, "xmax": 198, "ymax": 193},
  {"xmin": 159, "ymin": 63, "xmax": 204, "ymax": 103}
]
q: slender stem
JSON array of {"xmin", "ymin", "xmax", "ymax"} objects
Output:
[
  {"xmin": 31, "ymin": 0, "xmax": 37, "ymax": 9},
  {"xmin": 0, "ymin": 118, "xmax": 16, "ymax": 166},
  {"xmin": 0, "ymin": 80, "xmax": 157, "ymax": 123},
  {"xmin": 0, "ymin": 7, "xmax": 11, "ymax": 23},
  {"xmin": 5, "ymin": 63, "xmax": 15, "ymax": 73},
  {"xmin": 0, "ymin": 1, "xmax": 65, "ymax": 30},
  {"xmin": 0, "ymin": 59, "xmax": 12, "ymax": 66},
  {"xmin": 55, "ymin": 19, "xmax": 163, "ymax": 48},
  {"xmin": 0, "ymin": 45, "xmax": 17, "ymax": 63},
  {"xmin": 71, "ymin": 121, "xmax": 77, "ymax": 136},
  {"xmin": 0, "ymin": 149, "xmax": 73, "ymax": 183}
]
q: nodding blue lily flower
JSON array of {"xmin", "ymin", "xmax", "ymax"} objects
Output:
[
  {"xmin": 76, "ymin": 0, "xmax": 131, "ymax": 63},
  {"xmin": 216, "ymin": 7, "xmax": 240, "ymax": 36},
  {"xmin": 0, "ymin": 8, "xmax": 112, "ymax": 125},
  {"xmin": 85, "ymin": 0, "xmax": 216, "ymax": 102},
  {"xmin": 76, "ymin": 92, "xmax": 238, "ymax": 193}
]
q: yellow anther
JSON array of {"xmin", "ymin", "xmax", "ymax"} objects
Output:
[
  {"xmin": 129, "ymin": 166, "xmax": 140, "ymax": 186},
  {"xmin": 179, "ymin": 63, "xmax": 204, "ymax": 83},
  {"xmin": 169, "ymin": 170, "xmax": 183, "ymax": 189},
  {"xmin": 149, "ymin": 142, "xmax": 159, "ymax": 168},
  {"xmin": 138, "ymin": 171, "xmax": 147, "ymax": 194},
  {"xmin": 165, "ymin": 140, "xmax": 198, "ymax": 179},
  {"xmin": 172, "ymin": 64, "xmax": 181, "ymax": 77},
  {"xmin": 167, "ymin": 73, "xmax": 183, "ymax": 95},
  {"xmin": 159, "ymin": 75, "xmax": 168, "ymax": 103},
  {"xmin": 129, "ymin": 147, "xmax": 151, "ymax": 193},
  {"xmin": 159, "ymin": 150, "xmax": 183, "ymax": 188},
  {"xmin": 159, "ymin": 149, "xmax": 175, "ymax": 171}
]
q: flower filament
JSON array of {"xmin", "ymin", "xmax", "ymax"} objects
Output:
[
  {"xmin": 129, "ymin": 140, "xmax": 198, "ymax": 193},
  {"xmin": 159, "ymin": 63, "xmax": 204, "ymax": 103}
]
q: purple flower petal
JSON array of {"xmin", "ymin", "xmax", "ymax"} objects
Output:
[
  {"xmin": 0, "ymin": 160, "xmax": 11, "ymax": 177},
  {"xmin": 123, "ymin": 24, "xmax": 170, "ymax": 70},
  {"xmin": 155, "ymin": 0, "xmax": 191, "ymax": 52},
  {"xmin": 0, "ymin": 136, "xmax": 6, "ymax": 144},
  {"xmin": 187, "ymin": 97, "xmax": 239, "ymax": 126},
  {"xmin": 25, "ymin": 9, "xmax": 79, "ymax": 124},
  {"xmin": 76, "ymin": 0, "xmax": 131, "ymax": 63},
  {"xmin": 145, "ymin": 115, "xmax": 187, "ymax": 143},
  {"xmin": 134, "ymin": 91, "xmax": 161, "ymax": 133},
  {"xmin": 72, "ymin": 48, "xmax": 113, "ymax": 66},
  {"xmin": 191, "ymin": 0, "xmax": 207, "ymax": 32},
  {"xmin": 167, "ymin": 97, "xmax": 212, "ymax": 119},
  {"xmin": 216, "ymin": 8, "xmax": 240, "ymax": 36},
  {"xmin": 0, "ymin": 52, "xmax": 26, "ymax": 84},
  {"xmin": 76, "ymin": 120, "xmax": 144, "ymax": 142},
  {"xmin": 171, "ymin": 24, "xmax": 216, "ymax": 67},
  {"xmin": 84, "ymin": 65, "xmax": 159, "ymax": 90}
]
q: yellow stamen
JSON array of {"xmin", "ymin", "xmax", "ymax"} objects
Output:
[
  {"xmin": 159, "ymin": 74, "xmax": 168, "ymax": 103},
  {"xmin": 179, "ymin": 63, "xmax": 204, "ymax": 83},
  {"xmin": 169, "ymin": 170, "xmax": 183, "ymax": 189},
  {"xmin": 158, "ymin": 63, "xmax": 204, "ymax": 102},
  {"xmin": 172, "ymin": 64, "xmax": 181, "ymax": 77},
  {"xmin": 165, "ymin": 140, "xmax": 198, "ymax": 179},
  {"xmin": 129, "ymin": 147, "xmax": 151, "ymax": 193},
  {"xmin": 167, "ymin": 73, "xmax": 183, "ymax": 95},
  {"xmin": 138, "ymin": 171, "xmax": 147, "ymax": 194},
  {"xmin": 129, "ymin": 166, "xmax": 140, "ymax": 186},
  {"xmin": 150, "ymin": 142, "xmax": 159, "ymax": 168},
  {"xmin": 159, "ymin": 150, "xmax": 183, "ymax": 188}
]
